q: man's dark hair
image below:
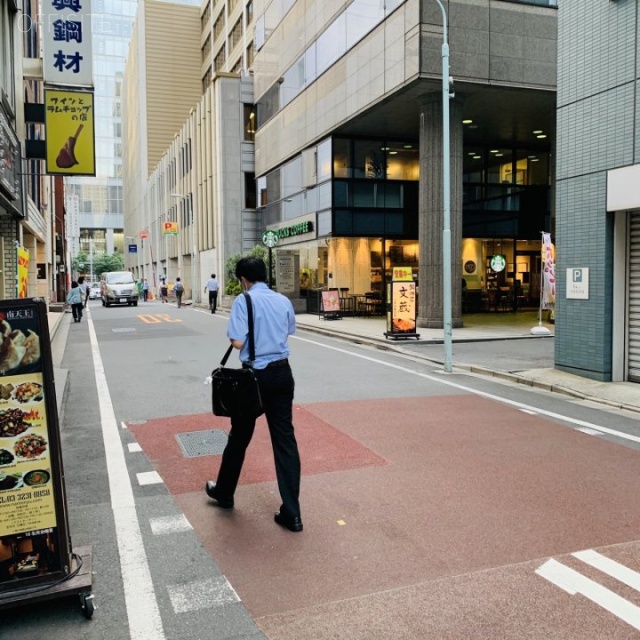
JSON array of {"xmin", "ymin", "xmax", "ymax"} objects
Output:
[{"xmin": 236, "ymin": 257, "xmax": 267, "ymax": 283}]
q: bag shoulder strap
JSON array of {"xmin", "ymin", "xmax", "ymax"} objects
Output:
[
  {"xmin": 244, "ymin": 292, "xmax": 256, "ymax": 362},
  {"xmin": 219, "ymin": 291, "xmax": 256, "ymax": 366}
]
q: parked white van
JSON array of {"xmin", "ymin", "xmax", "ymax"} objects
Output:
[{"xmin": 100, "ymin": 271, "xmax": 138, "ymax": 307}]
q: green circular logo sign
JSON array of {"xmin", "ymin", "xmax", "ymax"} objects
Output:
[
  {"xmin": 490, "ymin": 255, "xmax": 506, "ymax": 272},
  {"xmin": 262, "ymin": 230, "xmax": 278, "ymax": 248}
]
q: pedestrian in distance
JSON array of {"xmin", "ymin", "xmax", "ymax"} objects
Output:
[
  {"xmin": 77, "ymin": 275, "xmax": 89, "ymax": 308},
  {"xmin": 206, "ymin": 257, "xmax": 303, "ymax": 532},
  {"xmin": 160, "ymin": 276, "xmax": 168, "ymax": 303},
  {"xmin": 142, "ymin": 278, "xmax": 149, "ymax": 302},
  {"xmin": 204, "ymin": 273, "xmax": 219, "ymax": 313},
  {"xmin": 174, "ymin": 277, "xmax": 184, "ymax": 308},
  {"xmin": 67, "ymin": 281, "xmax": 84, "ymax": 323}
]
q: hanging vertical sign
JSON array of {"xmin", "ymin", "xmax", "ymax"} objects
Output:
[
  {"xmin": 42, "ymin": 0, "xmax": 94, "ymax": 86},
  {"xmin": 385, "ymin": 267, "xmax": 420, "ymax": 340},
  {"xmin": 44, "ymin": 89, "xmax": 96, "ymax": 176},
  {"xmin": 16, "ymin": 247, "xmax": 29, "ymax": 298}
]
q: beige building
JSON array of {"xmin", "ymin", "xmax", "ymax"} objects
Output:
[{"xmin": 123, "ymin": 0, "xmax": 258, "ymax": 301}]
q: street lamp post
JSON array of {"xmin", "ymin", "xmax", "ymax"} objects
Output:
[{"xmin": 432, "ymin": 0, "xmax": 453, "ymax": 373}]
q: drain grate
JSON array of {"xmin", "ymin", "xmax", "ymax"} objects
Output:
[{"xmin": 175, "ymin": 430, "xmax": 228, "ymax": 457}]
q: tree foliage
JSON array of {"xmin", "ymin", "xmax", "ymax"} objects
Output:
[
  {"xmin": 224, "ymin": 245, "xmax": 269, "ymax": 295},
  {"xmin": 74, "ymin": 252, "xmax": 125, "ymax": 281}
]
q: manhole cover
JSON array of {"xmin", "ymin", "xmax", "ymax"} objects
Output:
[
  {"xmin": 175, "ymin": 430, "xmax": 228, "ymax": 457},
  {"xmin": 112, "ymin": 328, "xmax": 137, "ymax": 333}
]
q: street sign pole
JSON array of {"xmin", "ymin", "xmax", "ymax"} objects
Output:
[{"xmin": 262, "ymin": 230, "xmax": 278, "ymax": 290}]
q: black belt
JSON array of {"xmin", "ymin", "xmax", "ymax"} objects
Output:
[
  {"xmin": 267, "ymin": 358, "xmax": 289, "ymax": 368},
  {"xmin": 242, "ymin": 358, "xmax": 289, "ymax": 370}
]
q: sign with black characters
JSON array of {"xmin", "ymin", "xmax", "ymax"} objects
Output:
[{"xmin": 0, "ymin": 299, "xmax": 72, "ymax": 593}]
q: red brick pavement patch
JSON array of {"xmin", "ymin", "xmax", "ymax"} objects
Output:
[{"xmin": 127, "ymin": 406, "xmax": 387, "ymax": 495}]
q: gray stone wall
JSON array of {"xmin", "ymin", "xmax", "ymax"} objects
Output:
[
  {"xmin": 420, "ymin": 0, "xmax": 557, "ymax": 89},
  {"xmin": 555, "ymin": 0, "xmax": 637, "ymax": 380}
]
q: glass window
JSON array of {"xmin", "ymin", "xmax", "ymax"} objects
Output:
[
  {"xmin": 334, "ymin": 210, "xmax": 353, "ymax": 235},
  {"xmin": 333, "ymin": 182, "xmax": 349, "ymax": 207},
  {"xmin": 382, "ymin": 182, "xmax": 403, "ymax": 208},
  {"xmin": 316, "ymin": 14, "xmax": 346, "ymax": 76},
  {"xmin": 255, "ymin": 15, "xmax": 265, "ymax": 50},
  {"xmin": 304, "ymin": 43, "xmax": 317, "ymax": 83},
  {"xmin": 244, "ymin": 104, "xmax": 256, "ymax": 141},
  {"xmin": 245, "ymin": 173, "xmax": 256, "ymax": 208},
  {"xmin": 333, "ymin": 139, "xmax": 351, "ymax": 178},
  {"xmin": 317, "ymin": 139, "xmax": 332, "ymax": 181},
  {"xmin": 354, "ymin": 211, "xmax": 384, "ymax": 235},
  {"xmin": 354, "ymin": 141, "xmax": 386, "ymax": 179},
  {"xmin": 353, "ymin": 182, "xmax": 375, "ymax": 207},
  {"xmin": 487, "ymin": 149, "xmax": 513, "ymax": 184},
  {"xmin": 386, "ymin": 143, "xmax": 419, "ymax": 180},
  {"xmin": 346, "ymin": 0, "xmax": 384, "ymax": 49},
  {"xmin": 281, "ymin": 55, "xmax": 305, "ymax": 108},
  {"xmin": 282, "ymin": 157, "xmax": 302, "ymax": 197}
]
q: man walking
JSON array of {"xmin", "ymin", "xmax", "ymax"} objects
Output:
[
  {"xmin": 142, "ymin": 279, "xmax": 149, "ymax": 301},
  {"xmin": 204, "ymin": 274, "xmax": 219, "ymax": 313},
  {"xmin": 206, "ymin": 257, "xmax": 303, "ymax": 532}
]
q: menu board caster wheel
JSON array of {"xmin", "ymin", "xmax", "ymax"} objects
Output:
[{"xmin": 80, "ymin": 592, "xmax": 95, "ymax": 619}]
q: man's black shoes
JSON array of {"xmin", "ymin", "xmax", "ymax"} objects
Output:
[
  {"xmin": 274, "ymin": 511, "xmax": 303, "ymax": 532},
  {"xmin": 205, "ymin": 481, "xmax": 234, "ymax": 509}
]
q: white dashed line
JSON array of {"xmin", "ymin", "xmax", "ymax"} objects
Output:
[
  {"xmin": 167, "ymin": 576, "xmax": 240, "ymax": 614},
  {"xmin": 128, "ymin": 442, "xmax": 143, "ymax": 453},
  {"xmin": 137, "ymin": 471, "xmax": 164, "ymax": 486},
  {"xmin": 150, "ymin": 514, "xmax": 193, "ymax": 536}
]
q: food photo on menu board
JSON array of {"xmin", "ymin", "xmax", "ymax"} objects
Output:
[{"xmin": 0, "ymin": 310, "xmax": 41, "ymax": 377}]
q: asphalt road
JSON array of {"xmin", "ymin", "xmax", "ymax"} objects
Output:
[{"xmin": 3, "ymin": 300, "xmax": 640, "ymax": 640}]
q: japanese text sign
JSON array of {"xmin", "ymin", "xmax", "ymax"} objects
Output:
[
  {"xmin": 45, "ymin": 89, "xmax": 95, "ymax": 176},
  {"xmin": 42, "ymin": 0, "xmax": 94, "ymax": 86}
]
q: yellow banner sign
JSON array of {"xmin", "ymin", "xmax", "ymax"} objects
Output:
[
  {"xmin": 392, "ymin": 266, "xmax": 413, "ymax": 282},
  {"xmin": 162, "ymin": 222, "xmax": 179, "ymax": 236},
  {"xmin": 17, "ymin": 246, "xmax": 29, "ymax": 298},
  {"xmin": 45, "ymin": 89, "xmax": 95, "ymax": 176}
]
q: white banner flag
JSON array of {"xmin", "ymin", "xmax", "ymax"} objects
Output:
[{"xmin": 542, "ymin": 232, "xmax": 555, "ymax": 310}]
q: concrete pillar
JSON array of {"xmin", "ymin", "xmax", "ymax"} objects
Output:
[{"xmin": 417, "ymin": 93, "xmax": 464, "ymax": 329}]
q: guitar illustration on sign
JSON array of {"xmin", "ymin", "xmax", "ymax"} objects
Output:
[{"xmin": 56, "ymin": 124, "xmax": 83, "ymax": 169}]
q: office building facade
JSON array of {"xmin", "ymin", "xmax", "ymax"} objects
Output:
[
  {"xmin": 252, "ymin": 0, "xmax": 557, "ymax": 325},
  {"xmin": 556, "ymin": 0, "xmax": 640, "ymax": 383}
]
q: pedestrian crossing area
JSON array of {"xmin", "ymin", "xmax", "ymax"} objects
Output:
[{"xmin": 537, "ymin": 549, "xmax": 640, "ymax": 632}]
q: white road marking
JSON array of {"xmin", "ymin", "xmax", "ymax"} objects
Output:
[
  {"xmin": 536, "ymin": 558, "xmax": 640, "ymax": 631},
  {"xmin": 293, "ymin": 336, "xmax": 640, "ymax": 444},
  {"xmin": 88, "ymin": 318, "xmax": 166, "ymax": 640},
  {"xmin": 150, "ymin": 514, "xmax": 193, "ymax": 536},
  {"xmin": 128, "ymin": 443, "xmax": 142, "ymax": 453},
  {"xmin": 576, "ymin": 427, "xmax": 605, "ymax": 436},
  {"xmin": 167, "ymin": 576, "xmax": 240, "ymax": 614},
  {"xmin": 137, "ymin": 471, "xmax": 164, "ymax": 486},
  {"xmin": 520, "ymin": 409, "xmax": 538, "ymax": 415},
  {"xmin": 573, "ymin": 549, "xmax": 640, "ymax": 592},
  {"xmin": 121, "ymin": 421, "xmax": 128, "ymax": 429}
]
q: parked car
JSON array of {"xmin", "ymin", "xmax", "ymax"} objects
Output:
[
  {"xmin": 100, "ymin": 271, "xmax": 138, "ymax": 307},
  {"xmin": 88, "ymin": 283, "xmax": 100, "ymax": 300}
]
